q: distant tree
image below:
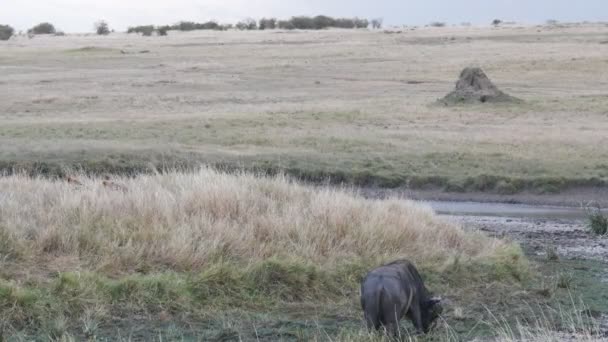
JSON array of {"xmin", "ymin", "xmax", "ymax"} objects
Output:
[
  {"xmin": 354, "ymin": 18, "xmax": 369, "ymax": 28},
  {"xmin": 235, "ymin": 21, "xmax": 247, "ymax": 30},
  {"xmin": 492, "ymin": 19, "xmax": 502, "ymax": 26},
  {"xmin": 157, "ymin": 26, "xmax": 169, "ymax": 36},
  {"xmin": 200, "ymin": 21, "xmax": 220, "ymax": 30},
  {"xmin": 0, "ymin": 24, "xmax": 14, "ymax": 40},
  {"xmin": 236, "ymin": 18, "xmax": 257, "ymax": 30},
  {"xmin": 95, "ymin": 20, "xmax": 110, "ymax": 35},
  {"xmin": 28, "ymin": 22, "xmax": 56, "ymax": 35},
  {"xmin": 259, "ymin": 18, "xmax": 277, "ymax": 30},
  {"xmin": 371, "ymin": 18, "xmax": 383, "ymax": 29},
  {"xmin": 429, "ymin": 22, "xmax": 446, "ymax": 28},
  {"xmin": 177, "ymin": 21, "xmax": 197, "ymax": 31},
  {"xmin": 290, "ymin": 16, "xmax": 316, "ymax": 29},
  {"xmin": 313, "ymin": 15, "xmax": 335, "ymax": 29}
]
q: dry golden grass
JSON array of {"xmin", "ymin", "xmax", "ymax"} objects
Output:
[
  {"xmin": 1, "ymin": 25, "xmax": 607, "ymax": 191},
  {"xmin": 0, "ymin": 169, "xmax": 507, "ymax": 275}
]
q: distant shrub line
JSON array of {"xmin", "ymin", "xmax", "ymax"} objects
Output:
[
  {"xmin": 127, "ymin": 21, "xmax": 231, "ymax": 36},
  {"xmin": 4, "ymin": 15, "xmax": 379, "ymax": 39},
  {"xmin": 277, "ymin": 16, "xmax": 369, "ymax": 30},
  {"xmin": 126, "ymin": 25, "xmax": 157, "ymax": 36},
  {"xmin": 126, "ymin": 16, "xmax": 374, "ymax": 36}
]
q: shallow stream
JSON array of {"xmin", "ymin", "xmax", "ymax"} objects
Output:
[{"xmin": 425, "ymin": 200, "xmax": 606, "ymax": 220}]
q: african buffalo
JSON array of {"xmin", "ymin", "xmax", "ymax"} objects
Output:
[{"xmin": 360, "ymin": 260, "xmax": 442, "ymax": 336}]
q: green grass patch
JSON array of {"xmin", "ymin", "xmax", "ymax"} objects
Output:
[{"xmin": 0, "ymin": 253, "xmax": 534, "ymax": 339}]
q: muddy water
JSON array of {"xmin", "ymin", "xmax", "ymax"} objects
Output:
[
  {"xmin": 425, "ymin": 200, "xmax": 607, "ymax": 266},
  {"xmin": 425, "ymin": 200, "xmax": 605, "ymax": 220}
]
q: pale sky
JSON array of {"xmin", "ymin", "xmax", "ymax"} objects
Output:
[{"xmin": 2, "ymin": 0, "xmax": 607, "ymax": 33}]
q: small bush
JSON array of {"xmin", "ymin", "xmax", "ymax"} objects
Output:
[
  {"xmin": 278, "ymin": 20, "xmax": 295, "ymax": 30},
  {"xmin": 236, "ymin": 18, "xmax": 257, "ymax": 30},
  {"xmin": 127, "ymin": 25, "xmax": 155, "ymax": 36},
  {"xmin": 259, "ymin": 18, "xmax": 277, "ymax": 30},
  {"xmin": 95, "ymin": 20, "xmax": 110, "ymax": 35},
  {"xmin": 495, "ymin": 180, "xmax": 521, "ymax": 195},
  {"xmin": 176, "ymin": 21, "xmax": 197, "ymax": 31},
  {"xmin": 556, "ymin": 273, "xmax": 574, "ymax": 289},
  {"xmin": 586, "ymin": 208, "xmax": 608, "ymax": 236},
  {"xmin": 313, "ymin": 15, "xmax": 335, "ymax": 29},
  {"xmin": 157, "ymin": 26, "xmax": 168, "ymax": 36},
  {"xmin": 202, "ymin": 21, "xmax": 221, "ymax": 30},
  {"xmin": 0, "ymin": 24, "xmax": 15, "ymax": 41},
  {"xmin": 429, "ymin": 21, "xmax": 446, "ymax": 28},
  {"xmin": 354, "ymin": 18, "xmax": 369, "ymax": 29},
  {"xmin": 218, "ymin": 24, "xmax": 233, "ymax": 31},
  {"xmin": 290, "ymin": 16, "xmax": 315, "ymax": 29},
  {"xmin": 335, "ymin": 18, "xmax": 356, "ymax": 29},
  {"xmin": 545, "ymin": 245, "xmax": 559, "ymax": 261},
  {"xmin": 28, "ymin": 22, "xmax": 56, "ymax": 35},
  {"xmin": 371, "ymin": 18, "xmax": 383, "ymax": 29}
]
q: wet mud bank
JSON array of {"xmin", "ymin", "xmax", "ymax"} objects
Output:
[{"xmin": 447, "ymin": 214, "xmax": 608, "ymax": 337}]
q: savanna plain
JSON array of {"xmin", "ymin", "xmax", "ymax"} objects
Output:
[{"xmin": 1, "ymin": 23, "xmax": 608, "ymax": 341}]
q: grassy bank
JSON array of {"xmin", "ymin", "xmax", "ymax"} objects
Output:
[
  {"xmin": 0, "ymin": 169, "xmax": 536, "ymax": 339},
  {"xmin": 1, "ymin": 155, "xmax": 605, "ymax": 195}
]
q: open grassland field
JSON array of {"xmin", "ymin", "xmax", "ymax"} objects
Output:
[
  {"xmin": 1, "ymin": 24, "xmax": 608, "ymax": 341},
  {"xmin": 1, "ymin": 169, "xmax": 604, "ymax": 341},
  {"xmin": 1, "ymin": 24, "xmax": 608, "ymax": 195}
]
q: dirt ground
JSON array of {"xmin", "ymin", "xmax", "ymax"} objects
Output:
[{"xmin": 1, "ymin": 23, "xmax": 608, "ymax": 193}]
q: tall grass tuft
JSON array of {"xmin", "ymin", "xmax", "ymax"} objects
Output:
[
  {"xmin": 0, "ymin": 168, "xmax": 515, "ymax": 275},
  {"xmin": 586, "ymin": 207, "xmax": 607, "ymax": 236},
  {"xmin": 491, "ymin": 298, "xmax": 604, "ymax": 342}
]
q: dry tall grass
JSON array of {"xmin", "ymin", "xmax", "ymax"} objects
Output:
[
  {"xmin": 0, "ymin": 169, "xmax": 509, "ymax": 274},
  {"xmin": 490, "ymin": 303, "xmax": 605, "ymax": 342}
]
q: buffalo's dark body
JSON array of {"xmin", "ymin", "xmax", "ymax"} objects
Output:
[{"xmin": 360, "ymin": 260, "xmax": 441, "ymax": 335}]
